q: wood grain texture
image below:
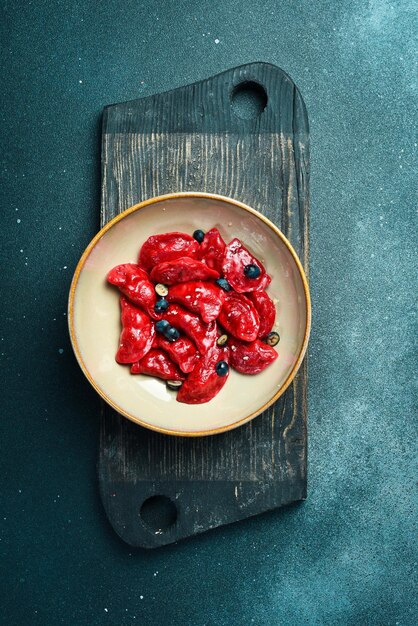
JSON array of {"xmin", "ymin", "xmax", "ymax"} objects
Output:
[{"xmin": 99, "ymin": 62, "xmax": 309, "ymax": 548}]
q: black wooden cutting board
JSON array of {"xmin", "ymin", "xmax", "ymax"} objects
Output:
[{"xmin": 99, "ymin": 62, "xmax": 309, "ymax": 548}]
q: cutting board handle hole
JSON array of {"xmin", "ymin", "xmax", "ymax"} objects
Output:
[
  {"xmin": 140, "ymin": 495, "xmax": 177, "ymax": 532},
  {"xmin": 231, "ymin": 81, "xmax": 267, "ymax": 120}
]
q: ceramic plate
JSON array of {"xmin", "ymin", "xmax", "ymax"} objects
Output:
[{"xmin": 68, "ymin": 193, "xmax": 311, "ymax": 436}]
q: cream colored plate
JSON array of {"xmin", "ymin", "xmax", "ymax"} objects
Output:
[{"xmin": 68, "ymin": 193, "xmax": 311, "ymax": 436}]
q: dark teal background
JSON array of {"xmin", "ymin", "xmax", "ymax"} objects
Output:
[{"xmin": 1, "ymin": 1, "xmax": 417, "ymax": 624}]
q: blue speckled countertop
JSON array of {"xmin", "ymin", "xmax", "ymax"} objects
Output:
[{"xmin": 1, "ymin": 1, "xmax": 416, "ymax": 624}]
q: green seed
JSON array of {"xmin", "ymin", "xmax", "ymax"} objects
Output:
[
  {"xmin": 266, "ymin": 331, "xmax": 280, "ymax": 347},
  {"xmin": 155, "ymin": 283, "xmax": 168, "ymax": 297},
  {"xmin": 217, "ymin": 334, "xmax": 228, "ymax": 346},
  {"xmin": 166, "ymin": 380, "xmax": 183, "ymax": 391}
]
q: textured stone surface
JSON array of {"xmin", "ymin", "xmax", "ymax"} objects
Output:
[{"xmin": 1, "ymin": 1, "xmax": 416, "ymax": 625}]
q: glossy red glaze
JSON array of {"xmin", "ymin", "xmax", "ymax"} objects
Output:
[
  {"xmin": 138, "ymin": 232, "xmax": 199, "ymax": 272},
  {"xmin": 229, "ymin": 338, "xmax": 278, "ymax": 374},
  {"xmin": 177, "ymin": 342, "xmax": 230, "ymax": 404},
  {"xmin": 131, "ymin": 349, "xmax": 185, "ymax": 380},
  {"xmin": 218, "ymin": 292, "xmax": 260, "ymax": 342},
  {"xmin": 107, "ymin": 263, "xmax": 157, "ymax": 317},
  {"xmin": 154, "ymin": 335, "xmax": 198, "ymax": 374},
  {"xmin": 167, "ymin": 281, "xmax": 224, "ymax": 323},
  {"xmin": 197, "ymin": 227, "xmax": 226, "ymax": 274},
  {"xmin": 150, "ymin": 257, "xmax": 220, "ymax": 285},
  {"xmin": 115, "ymin": 296, "xmax": 155, "ymax": 364},
  {"xmin": 164, "ymin": 304, "xmax": 218, "ymax": 354},
  {"xmin": 108, "ymin": 230, "xmax": 280, "ymax": 404},
  {"xmin": 222, "ymin": 238, "xmax": 271, "ymax": 293},
  {"xmin": 246, "ymin": 290, "xmax": 276, "ymax": 338}
]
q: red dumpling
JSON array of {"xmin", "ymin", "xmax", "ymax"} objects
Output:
[
  {"xmin": 138, "ymin": 232, "xmax": 199, "ymax": 271},
  {"xmin": 153, "ymin": 335, "xmax": 198, "ymax": 374},
  {"xmin": 131, "ymin": 349, "xmax": 185, "ymax": 380},
  {"xmin": 115, "ymin": 296, "xmax": 155, "ymax": 364},
  {"xmin": 222, "ymin": 238, "xmax": 271, "ymax": 293},
  {"xmin": 107, "ymin": 263, "xmax": 157, "ymax": 318},
  {"xmin": 177, "ymin": 342, "xmax": 229, "ymax": 404},
  {"xmin": 218, "ymin": 292, "xmax": 260, "ymax": 342},
  {"xmin": 164, "ymin": 304, "xmax": 218, "ymax": 354},
  {"xmin": 229, "ymin": 338, "xmax": 278, "ymax": 374},
  {"xmin": 197, "ymin": 227, "xmax": 226, "ymax": 274},
  {"xmin": 150, "ymin": 257, "xmax": 220, "ymax": 285},
  {"xmin": 246, "ymin": 290, "xmax": 276, "ymax": 338},
  {"xmin": 167, "ymin": 281, "xmax": 224, "ymax": 323}
]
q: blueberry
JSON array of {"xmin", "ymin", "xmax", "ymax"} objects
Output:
[
  {"xmin": 216, "ymin": 278, "xmax": 232, "ymax": 292},
  {"xmin": 156, "ymin": 319, "xmax": 170, "ymax": 333},
  {"xmin": 244, "ymin": 264, "xmax": 261, "ymax": 279},
  {"xmin": 164, "ymin": 326, "xmax": 180, "ymax": 342},
  {"xmin": 215, "ymin": 360, "xmax": 229, "ymax": 376},
  {"xmin": 154, "ymin": 298, "xmax": 169, "ymax": 313},
  {"xmin": 193, "ymin": 229, "xmax": 205, "ymax": 243}
]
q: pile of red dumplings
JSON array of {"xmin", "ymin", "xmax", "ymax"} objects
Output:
[{"xmin": 107, "ymin": 228, "xmax": 279, "ymax": 404}]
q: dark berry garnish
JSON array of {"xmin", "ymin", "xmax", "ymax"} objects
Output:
[
  {"xmin": 193, "ymin": 229, "xmax": 205, "ymax": 243},
  {"xmin": 215, "ymin": 360, "xmax": 229, "ymax": 376},
  {"xmin": 244, "ymin": 264, "xmax": 261, "ymax": 279},
  {"xmin": 216, "ymin": 278, "xmax": 232, "ymax": 292}
]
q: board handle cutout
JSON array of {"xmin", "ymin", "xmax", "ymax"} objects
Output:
[
  {"xmin": 231, "ymin": 81, "xmax": 268, "ymax": 119},
  {"xmin": 140, "ymin": 495, "xmax": 178, "ymax": 533}
]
